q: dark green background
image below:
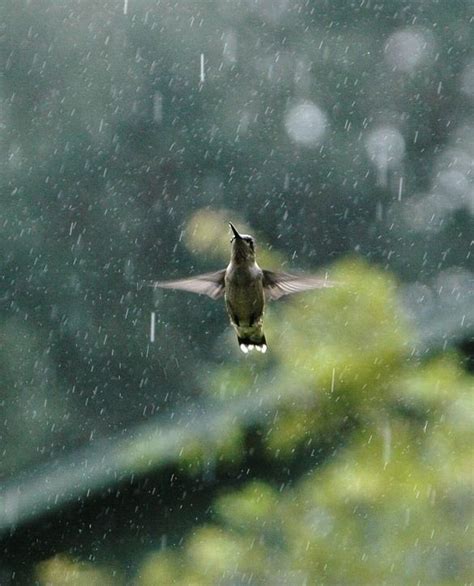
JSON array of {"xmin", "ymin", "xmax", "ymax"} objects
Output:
[{"xmin": 1, "ymin": 1, "xmax": 472, "ymax": 584}]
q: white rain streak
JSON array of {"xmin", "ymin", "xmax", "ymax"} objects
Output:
[
  {"xmin": 398, "ymin": 176, "xmax": 404, "ymax": 201},
  {"xmin": 200, "ymin": 53, "xmax": 205, "ymax": 84},
  {"xmin": 150, "ymin": 312, "xmax": 155, "ymax": 343}
]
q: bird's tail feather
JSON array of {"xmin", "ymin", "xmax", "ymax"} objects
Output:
[{"xmin": 238, "ymin": 334, "xmax": 267, "ymax": 354}]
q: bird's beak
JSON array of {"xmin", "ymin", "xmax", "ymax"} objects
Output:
[{"xmin": 229, "ymin": 222, "xmax": 242, "ymax": 240}]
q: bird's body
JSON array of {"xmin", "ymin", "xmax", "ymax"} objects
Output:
[
  {"xmin": 224, "ymin": 257, "xmax": 266, "ymax": 352},
  {"xmin": 152, "ymin": 223, "xmax": 333, "ymax": 353}
]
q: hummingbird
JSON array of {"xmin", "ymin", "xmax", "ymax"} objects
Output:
[{"xmin": 152, "ymin": 223, "xmax": 334, "ymax": 353}]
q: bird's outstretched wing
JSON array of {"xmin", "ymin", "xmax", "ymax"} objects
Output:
[
  {"xmin": 150, "ymin": 270, "xmax": 226, "ymax": 300},
  {"xmin": 262, "ymin": 270, "xmax": 335, "ymax": 300}
]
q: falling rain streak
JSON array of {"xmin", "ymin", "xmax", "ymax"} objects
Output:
[
  {"xmin": 398, "ymin": 176, "xmax": 404, "ymax": 201},
  {"xmin": 200, "ymin": 53, "xmax": 205, "ymax": 84},
  {"xmin": 150, "ymin": 311, "xmax": 155, "ymax": 343}
]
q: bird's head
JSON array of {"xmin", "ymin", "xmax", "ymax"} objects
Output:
[{"xmin": 229, "ymin": 222, "xmax": 256, "ymax": 263}]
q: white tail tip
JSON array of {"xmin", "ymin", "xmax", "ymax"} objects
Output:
[{"xmin": 240, "ymin": 343, "xmax": 267, "ymax": 354}]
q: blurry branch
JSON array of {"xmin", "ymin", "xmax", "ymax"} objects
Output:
[{"xmin": 0, "ymin": 287, "xmax": 472, "ymax": 536}]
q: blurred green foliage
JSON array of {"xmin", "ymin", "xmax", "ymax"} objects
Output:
[
  {"xmin": 35, "ymin": 262, "xmax": 473, "ymax": 585},
  {"xmin": 36, "ymin": 555, "xmax": 122, "ymax": 586},
  {"xmin": 163, "ymin": 261, "xmax": 471, "ymax": 584}
]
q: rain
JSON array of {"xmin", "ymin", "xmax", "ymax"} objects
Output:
[{"xmin": 0, "ymin": 1, "xmax": 473, "ymax": 584}]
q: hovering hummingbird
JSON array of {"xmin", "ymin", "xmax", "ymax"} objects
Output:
[{"xmin": 152, "ymin": 223, "xmax": 334, "ymax": 353}]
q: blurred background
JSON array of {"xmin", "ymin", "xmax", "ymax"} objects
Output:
[{"xmin": 1, "ymin": 0, "xmax": 473, "ymax": 584}]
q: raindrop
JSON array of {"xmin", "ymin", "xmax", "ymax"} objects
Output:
[
  {"xmin": 398, "ymin": 176, "xmax": 404, "ymax": 201},
  {"xmin": 365, "ymin": 126, "xmax": 405, "ymax": 186},
  {"xmin": 284, "ymin": 101, "xmax": 328, "ymax": 147},
  {"xmin": 200, "ymin": 53, "xmax": 205, "ymax": 84},
  {"xmin": 150, "ymin": 312, "xmax": 155, "ymax": 343},
  {"xmin": 384, "ymin": 28, "xmax": 433, "ymax": 73}
]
